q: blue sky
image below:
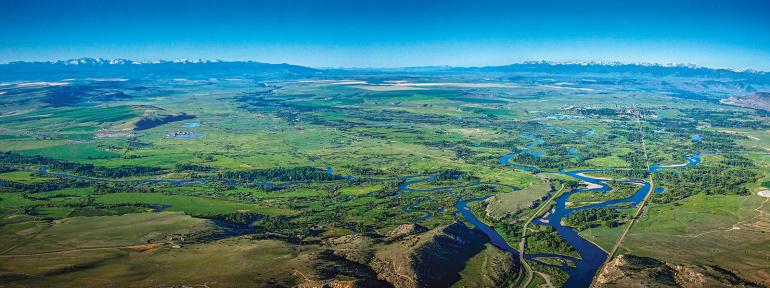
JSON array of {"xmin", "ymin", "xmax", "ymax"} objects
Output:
[{"xmin": 1, "ymin": 0, "xmax": 769, "ymax": 70}]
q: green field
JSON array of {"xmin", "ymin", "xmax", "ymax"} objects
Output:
[
  {"xmin": 1, "ymin": 67, "xmax": 769, "ymax": 287},
  {"xmin": 616, "ymin": 193, "xmax": 770, "ymax": 284}
]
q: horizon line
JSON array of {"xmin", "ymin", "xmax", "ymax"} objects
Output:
[{"xmin": 1, "ymin": 57, "xmax": 766, "ymax": 73}]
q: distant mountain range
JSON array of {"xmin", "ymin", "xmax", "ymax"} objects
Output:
[
  {"xmin": 1, "ymin": 58, "xmax": 768, "ymax": 82},
  {"xmin": 2, "ymin": 57, "xmax": 765, "ymax": 73},
  {"xmin": 7, "ymin": 57, "xmax": 239, "ymax": 66},
  {"xmin": 0, "ymin": 58, "xmax": 320, "ymax": 81},
  {"xmin": 460, "ymin": 61, "xmax": 768, "ymax": 79},
  {"xmin": 2, "ymin": 57, "xmax": 316, "ymax": 69}
]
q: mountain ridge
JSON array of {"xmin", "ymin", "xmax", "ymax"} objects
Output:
[{"xmin": 2, "ymin": 57, "xmax": 766, "ymax": 74}]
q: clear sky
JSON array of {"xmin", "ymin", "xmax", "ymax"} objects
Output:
[{"xmin": 1, "ymin": 0, "xmax": 769, "ymax": 70}]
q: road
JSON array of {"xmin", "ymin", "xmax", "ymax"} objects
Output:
[
  {"xmin": 519, "ymin": 184, "xmax": 564, "ymax": 288},
  {"xmin": 591, "ymin": 107, "xmax": 655, "ymax": 286}
]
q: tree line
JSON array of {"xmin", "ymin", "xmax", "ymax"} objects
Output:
[
  {"xmin": 0, "ymin": 178, "xmax": 88, "ymax": 193},
  {"xmin": 0, "ymin": 151, "xmax": 164, "ymax": 178},
  {"xmin": 220, "ymin": 166, "xmax": 341, "ymax": 182}
]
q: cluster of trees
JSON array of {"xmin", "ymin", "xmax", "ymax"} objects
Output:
[
  {"xmin": 549, "ymin": 178, "xmax": 582, "ymax": 191},
  {"xmin": 85, "ymin": 165, "xmax": 165, "ymax": 178},
  {"xmin": 528, "ymin": 228, "xmax": 576, "ymax": 254},
  {"xmin": 0, "ymin": 166, "xmax": 17, "ymax": 173},
  {"xmin": 433, "ymin": 169, "xmax": 479, "ymax": 181},
  {"xmin": 369, "ymin": 181, "xmax": 401, "ymax": 198},
  {"xmin": 174, "ymin": 163, "xmax": 215, "ymax": 172},
  {"xmin": 647, "ymin": 117, "xmax": 698, "ymax": 134},
  {"xmin": 564, "ymin": 208, "xmax": 623, "ymax": 230},
  {"xmin": 653, "ymin": 155, "xmax": 760, "ymax": 204},
  {"xmin": 0, "ymin": 178, "xmax": 88, "ymax": 193},
  {"xmin": 347, "ymin": 166, "xmax": 383, "ymax": 177},
  {"xmin": 681, "ymin": 109, "xmax": 769, "ymax": 129},
  {"xmin": 652, "ymin": 166, "xmax": 760, "ymax": 204},
  {"xmin": 719, "ymin": 154, "xmax": 755, "ymax": 167},
  {"xmin": 608, "ymin": 128, "xmax": 643, "ymax": 142},
  {"xmin": 92, "ymin": 182, "xmax": 160, "ymax": 194},
  {"xmin": 220, "ymin": 166, "xmax": 341, "ymax": 182},
  {"xmin": 0, "ymin": 152, "xmax": 165, "ymax": 178},
  {"xmin": 216, "ymin": 211, "xmax": 265, "ymax": 226},
  {"xmin": 453, "ymin": 147, "xmax": 478, "ymax": 161},
  {"xmin": 638, "ymin": 115, "xmax": 741, "ymax": 152},
  {"xmin": 692, "ymin": 130, "xmax": 738, "ymax": 151},
  {"xmin": 473, "ymin": 140, "xmax": 520, "ymax": 150},
  {"xmin": 247, "ymin": 215, "xmax": 309, "ymax": 238},
  {"xmin": 619, "ymin": 149, "xmax": 662, "ymax": 169},
  {"xmin": 509, "ymin": 153, "xmax": 579, "ymax": 169}
]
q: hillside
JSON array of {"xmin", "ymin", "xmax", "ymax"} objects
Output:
[
  {"xmin": 327, "ymin": 223, "xmax": 519, "ymax": 288},
  {"xmin": 594, "ymin": 254, "xmax": 761, "ymax": 288},
  {"xmin": 721, "ymin": 92, "xmax": 770, "ymax": 111}
]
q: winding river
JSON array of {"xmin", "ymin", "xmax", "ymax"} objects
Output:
[
  {"xmin": 35, "ymin": 148, "xmax": 769, "ymax": 287},
  {"xmin": 477, "ymin": 150, "xmax": 767, "ymax": 287}
]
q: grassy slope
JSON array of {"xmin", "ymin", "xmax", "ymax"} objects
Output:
[
  {"xmin": 614, "ymin": 193, "xmax": 770, "ymax": 284},
  {"xmin": 1, "ymin": 238, "xmax": 314, "ymax": 288},
  {"xmin": 0, "ymin": 212, "xmax": 213, "ymax": 255}
]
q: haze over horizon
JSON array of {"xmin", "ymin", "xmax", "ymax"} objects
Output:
[{"xmin": 2, "ymin": 0, "xmax": 769, "ymax": 70}]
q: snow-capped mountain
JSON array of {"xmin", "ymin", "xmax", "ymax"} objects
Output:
[
  {"xmin": 1, "ymin": 58, "xmax": 761, "ymax": 73},
  {"xmin": 1, "ymin": 58, "xmax": 766, "ymax": 84},
  {"xmin": 6, "ymin": 57, "xmax": 228, "ymax": 66},
  {"xmin": 0, "ymin": 58, "xmax": 321, "ymax": 82}
]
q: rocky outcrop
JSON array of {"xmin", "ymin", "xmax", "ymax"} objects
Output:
[
  {"xmin": 385, "ymin": 223, "xmax": 428, "ymax": 240},
  {"xmin": 409, "ymin": 223, "xmax": 488, "ymax": 287},
  {"xmin": 297, "ymin": 222, "xmax": 521, "ymax": 288},
  {"xmin": 330, "ymin": 222, "xmax": 518, "ymax": 288},
  {"xmin": 594, "ymin": 254, "xmax": 762, "ymax": 288},
  {"xmin": 327, "ymin": 234, "xmax": 376, "ymax": 264}
]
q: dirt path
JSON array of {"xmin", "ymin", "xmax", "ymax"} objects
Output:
[
  {"xmin": 293, "ymin": 269, "xmax": 338, "ymax": 288},
  {"xmin": 0, "ymin": 221, "xmax": 46, "ymax": 255},
  {"xmin": 676, "ymin": 196, "xmax": 769, "ymax": 238},
  {"xmin": 534, "ymin": 271, "xmax": 555, "ymax": 288}
]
